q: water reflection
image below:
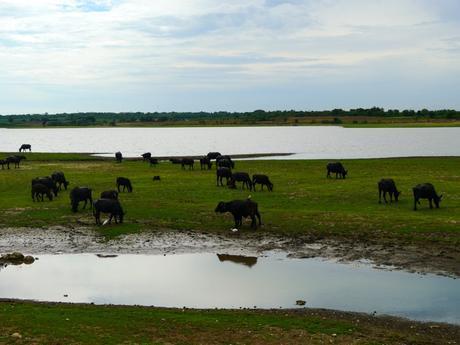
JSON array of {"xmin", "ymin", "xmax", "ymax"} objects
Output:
[
  {"xmin": 0, "ymin": 253, "xmax": 459, "ymax": 325},
  {"xmin": 217, "ymin": 254, "xmax": 258, "ymax": 268}
]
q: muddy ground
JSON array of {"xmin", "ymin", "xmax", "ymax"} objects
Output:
[{"xmin": 0, "ymin": 226, "xmax": 459, "ymax": 278}]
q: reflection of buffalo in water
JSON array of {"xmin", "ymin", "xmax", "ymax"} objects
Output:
[{"xmin": 217, "ymin": 254, "xmax": 258, "ymax": 268}]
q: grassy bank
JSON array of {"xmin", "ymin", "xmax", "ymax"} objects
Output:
[
  {"xmin": 0, "ymin": 301, "xmax": 458, "ymax": 344},
  {"xmin": 0, "ymin": 154, "xmax": 458, "ymax": 245}
]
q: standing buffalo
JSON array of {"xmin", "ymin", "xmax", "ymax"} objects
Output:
[
  {"xmin": 115, "ymin": 152, "xmax": 123, "ymax": 163},
  {"xmin": 6, "ymin": 156, "xmax": 26, "ymax": 169},
  {"xmin": 228, "ymin": 172, "xmax": 253, "ymax": 191},
  {"xmin": 94, "ymin": 199, "xmax": 124, "ymax": 225},
  {"xmin": 326, "ymin": 162, "xmax": 348, "ymax": 179},
  {"xmin": 181, "ymin": 158, "xmax": 194, "ymax": 170},
  {"xmin": 149, "ymin": 158, "xmax": 159, "ymax": 166},
  {"xmin": 32, "ymin": 183, "xmax": 53, "ymax": 202},
  {"xmin": 19, "ymin": 144, "xmax": 31, "ymax": 152},
  {"xmin": 413, "ymin": 183, "xmax": 442, "ymax": 211},
  {"xmin": 141, "ymin": 152, "xmax": 152, "ymax": 161},
  {"xmin": 252, "ymin": 174, "xmax": 273, "ymax": 191},
  {"xmin": 200, "ymin": 157, "xmax": 212, "ymax": 170},
  {"xmin": 215, "ymin": 198, "xmax": 262, "ymax": 229},
  {"xmin": 70, "ymin": 187, "xmax": 93, "ymax": 212},
  {"xmin": 117, "ymin": 177, "xmax": 133, "ymax": 192},
  {"xmin": 378, "ymin": 179, "xmax": 400, "ymax": 203},
  {"xmin": 100, "ymin": 190, "xmax": 119, "ymax": 200},
  {"xmin": 207, "ymin": 152, "xmax": 221, "ymax": 160},
  {"xmin": 216, "ymin": 167, "xmax": 232, "ymax": 186},
  {"xmin": 216, "ymin": 155, "xmax": 235, "ymax": 169},
  {"xmin": 51, "ymin": 171, "xmax": 70, "ymax": 191},
  {"xmin": 32, "ymin": 177, "xmax": 59, "ymax": 197}
]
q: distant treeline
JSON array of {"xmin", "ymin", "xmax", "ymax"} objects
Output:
[{"xmin": 1, "ymin": 107, "xmax": 459, "ymax": 126}]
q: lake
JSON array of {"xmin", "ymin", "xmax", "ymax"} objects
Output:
[
  {"xmin": 1, "ymin": 253, "xmax": 459, "ymax": 325},
  {"xmin": 1, "ymin": 126, "xmax": 459, "ymax": 159}
]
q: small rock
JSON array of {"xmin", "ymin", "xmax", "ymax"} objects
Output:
[
  {"xmin": 11, "ymin": 333, "xmax": 22, "ymax": 339},
  {"xmin": 296, "ymin": 300, "xmax": 306, "ymax": 306}
]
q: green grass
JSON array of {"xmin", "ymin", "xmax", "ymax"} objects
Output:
[{"xmin": 0, "ymin": 154, "xmax": 459, "ymax": 245}]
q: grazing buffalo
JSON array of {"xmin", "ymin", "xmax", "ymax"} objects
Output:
[
  {"xmin": 181, "ymin": 158, "xmax": 194, "ymax": 170},
  {"xmin": 19, "ymin": 144, "xmax": 31, "ymax": 152},
  {"xmin": 100, "ymin": 190, "xmax": 119, "ymax": 200},
  {"xmin": 94, "ymin": 199, "xmax": 124, "ymax": 225},
  {"xmin": 115, "ymin": 151, "xmax": 123, "ymax": 163},
  {"xmin": 413, "ymin": 183, "xmax": 443, "ymax": 211},
  {"xmin": 215, "ymin": 198, "xmax": 262, "ymax": 229},
  {"xmin": 153, "ymin": 176, "xmax": 161, "ymax": 181},
  {"xmin": 117, "ymin": 177, "xmax": 133, "ymax": 192},
  {"xmin": 149, "ymin": 157, "xmax": 159, "ymax": 166},
  {"xmin": 32, "ymin": 183, "xmax": 53, "ymax": 202},
  {"xmin": 200, "ymin": 157, "xmax": 212, "ymax": 170},
  {"xmin": 70, "ymin": 187, "xmax": 93, "ymax": 212},
  {"xmin": 378, "ymin": 178, "xmax": 400, "ymax": 203},
  {"xmin": 51, "ymin": 171, "xmax": 70, "ymax": 191},
  {"xmin": 32, "ymin": 177, "xmax": 59, "ymax": 197},
  {"xmin": 6, "ymin": 155, "xmax": 26, "ymax": 169},
  {"xmin": 0, "ymin": 160, "xmax": 6, "ymax": 170},
  {"xmin": 170, "ymin": 158, "xmax": 182, "ymax": 164},
  {"xmin": 228, "ymin": 172, "xmax": 253, "ymax": 191},
  {"xmin": 141, "ymin": 152, "xmax": 152, "ymax": 161},
  {"xmin": 326, "ymin": 162, "xmax": 348, "ymax": 179},
  {"xmin": 216, "ymin": 155, "xmax": 235, "ymax": 169},
  {"xmin": 252, "ymin": 174, "xmax": 273, "ymax": 191},
  {"xmin": 207, "ymin": 152, "xmax": 221, "ymax": 160},
  {"xmin": 216, "ymin": 167, "xmax": 232, "ymax": 186}
]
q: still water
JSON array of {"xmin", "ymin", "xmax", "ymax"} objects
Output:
[
  {"xmin": 1, "ymin": 126, "xmax": 459, "ymax": 159},
  {"xmin": 1, "ymin": 253, "xmax": 459, "ymax": 324}
]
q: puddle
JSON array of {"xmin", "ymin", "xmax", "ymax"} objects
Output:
[{"xmin": 0, "ymin": 253, "xmax": 459, "ymax": 325}]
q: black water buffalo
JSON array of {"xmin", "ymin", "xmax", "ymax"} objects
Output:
[
  {"xmin": 117, "ymin": 177, "xmax": 133, "ymax": 192},
  {"xmin": 32, "ymin": 183, "xmax": 53, "ymax": 202},
  {"xmin": 19, "ymin": 144, "xmax": 31, "ymax": 152},
  {"xmin": 216, "ymin": 155, "xmax": 234, "ymax": 169},
  {"xmin": 32, "ymin": 177, "xmax": 59, "ymax": 197},
  {"xmin": 207, "ymin": 152, "xmax": 221, "ymax": 160},
  {"xmin": 149, "ymin": 157, "xmax": 159, "ymax": 166},
  {"xmin": 228, "ymin": 172, "xmax": 252, "ymax": 191},
  {"xmin": 170, "ymin": 158, "xmax": 182, "ymax": 164},
  {"xmin": 94, "ymin": 199, "xmax": 124, "ymax": 225},
  {"xmin": 51, "ymin": 171, "xmax": 70, "ymax": 191},
  {"xmin": 215, "ymin": 198, "xmax": 262, "ymax": 229},
  {"xmin": 181, "ymin": 158, "xmax": 194, "ymax": 170},
  {"xmin": 100, "ymin": 190, "xmax": 119, "ymax": 200},
  {"xmin": 115, "ymin": 151, "xmax": 123, "ymax": 163},
  {"xmin": 70, "ymin": 187, "xmax": 93, "ymax": 212},
  {"xmin": 252, "ymin": 174, "xmax": 273, "ymax": 191},
  {"xmin": 6, "ymin": 155, "xmax": 26, "ymax": 169},
  {"xmin": 326, "ymin": 162, "xmax": 348, "ymax": 179},
  {"xmin": 378, "ymin": 178, "xmax": 400, "ymax": 203},
  {"xmin": 153, "ymin": 175, "xmax": 161, "ymax": 181},
  {"xmin": 141, "ymin": 152, "xmax": 151, "ymax": 161},
  {"xmin": 216, "ymin": 167, "xmax": 232, "ymax": 186},
  {"xmin": 200, "ymin": 157, "xmax": 212, "ymax": 170},
  {"xmin": 413, "ymin": 183, "xmax": 442, "ymax": 211}
]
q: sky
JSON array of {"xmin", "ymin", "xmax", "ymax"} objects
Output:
[{"xmin": 0, "ymin": 0, "xmax": 459, "ymax": 114}]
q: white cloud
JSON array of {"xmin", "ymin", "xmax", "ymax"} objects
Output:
[{"xmin": 0, "ymin": 0, "xmax": 459, "ymax": 112}]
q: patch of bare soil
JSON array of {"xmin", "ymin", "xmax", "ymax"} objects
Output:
[{"xmin": 0, "ymin": 226, "xmax": 459, "ymax": 278}]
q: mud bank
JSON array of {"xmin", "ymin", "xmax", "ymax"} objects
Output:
[{"xmin": 0, "ymin": 226, "xmax": 459, "ymax": 278}]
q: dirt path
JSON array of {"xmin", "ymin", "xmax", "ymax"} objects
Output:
[{"xmin": 1, "ymin": 226, "xmax": 459, "ymax": 278}]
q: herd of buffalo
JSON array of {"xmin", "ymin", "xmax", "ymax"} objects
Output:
[{"xmin": 2, "ymin": 146, "xmax": 444, "ymax": 229}]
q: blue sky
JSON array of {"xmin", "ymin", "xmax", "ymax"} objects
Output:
[{"xmin": 0, "ymin": 0, "xmax": 459, "ymax": 114}]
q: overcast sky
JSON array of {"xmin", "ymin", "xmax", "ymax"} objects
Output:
[{"xmin": 1, "ymin": 0, "xmax": 459, "ymax": 114}]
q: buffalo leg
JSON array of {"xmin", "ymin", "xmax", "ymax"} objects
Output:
[
  {"xmin": 429, "ymin": 198, "xmax": 433, "ymax": 209},
  {"xmin": 95, "ymin": 211, "xmax": 101, "ymax": 225},
  {"xmin": 250, "ymin": 215, "xmax": 257, "ymax": 229}
]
